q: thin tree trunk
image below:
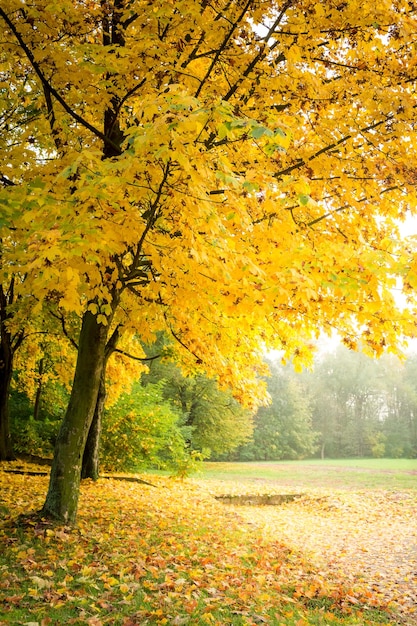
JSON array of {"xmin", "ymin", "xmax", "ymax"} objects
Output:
[
  {"xmin": 0, "ymin": 279, "xmax": 19, "ymax": 461},
  {"xmin": 81, "ymin": 324, "xmax": 120, "ymax": 480},
  {"xmin": 41, "ymin": 311, "xmax": 110, "ymax": 522},
  {"xmin": 33, "ymin": 357, "xmax": 44, "ymax": 421},
  {"xmin": 0, "ymin": 330, "xmax": 14, "ymax": 460},
  {"xmin": 81, "ymin": 371, "xmax": 106, "ymax": 481}
]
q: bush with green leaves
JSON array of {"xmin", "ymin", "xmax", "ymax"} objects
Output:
[
  {"xmin": 100, "ymin": 381, "xmax": 188, "ymax": 472},
  {"xmin": 9, "ymin": 385, "xmax": 64, "ymax": 457},
  {"xmin": 10, "ymin": 417, "xmax": 60, "ymax": 457}
]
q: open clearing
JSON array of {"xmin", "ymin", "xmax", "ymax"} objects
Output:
[
  {"xmin": 200, "ymin": 459, "xmax": 417, "ymax": 490},
  {"xmin": 195, "ymin": 460, "xmax": 417, "ymax": 623}
]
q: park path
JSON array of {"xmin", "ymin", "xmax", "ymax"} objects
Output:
[{"xmin": 201, "ymin": 483, "xmax": 417, "ymax": 625}]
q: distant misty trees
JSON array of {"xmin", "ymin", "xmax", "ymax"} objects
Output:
[{"xmin": 226, "ymin": 347, "xmax": 417, "ymax": 461}]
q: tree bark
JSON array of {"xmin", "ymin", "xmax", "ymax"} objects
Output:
[
  {"xmin": 41, "ymin": 310, "xmax": 110, "ymax": 522},
  {"xmin": 81, "ymin": 370, "xmax": 106, "ymax": 481},
  {"xmin": 33, "ymin": 357, "xmax": 44, "ymax": 421},
  {"xmin": 0, "ymin": 280, "xmax": 21, "ymax": 462},
  {"xmin": 0, "ymin": 328, "xmax": 14, "ymax": 460},
  {"xmin": 81, "ymin": 324, "xmax": 120, "ymax": 480}
]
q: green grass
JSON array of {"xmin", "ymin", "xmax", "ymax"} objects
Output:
[{"xmin": 199, "ymin": 458, "xmax": 417, "ymax": 490}]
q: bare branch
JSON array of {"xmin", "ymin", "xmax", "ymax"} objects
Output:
[{"xmin": 49, "ymin": 309, "xmax": 78, "ymax": 350}]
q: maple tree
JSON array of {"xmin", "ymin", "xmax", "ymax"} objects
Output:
[{"xmin": 1, "ymin": 0, "xmax": 417, "ymax": 521}]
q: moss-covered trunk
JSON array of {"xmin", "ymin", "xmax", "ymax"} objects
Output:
[
  {"xmin": 81, "ymin": 371, "xmax": 106, "ymax": 481},
  {"xmin": 41, "ymin": 311, "xmax": 110, "ymax": 522}
]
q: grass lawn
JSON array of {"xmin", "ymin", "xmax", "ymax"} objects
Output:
[{"xmin": 199, "ymin": 458, "xmax": 417, "ymax": 490}]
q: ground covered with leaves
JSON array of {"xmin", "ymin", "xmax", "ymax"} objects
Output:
[
  {"xmin": 201, "ymin": 481, "xmax": 417, "ymax": 625},
  {"xmin": 0, "ymin": 461, "xmax": 415, "ymax": 626}
]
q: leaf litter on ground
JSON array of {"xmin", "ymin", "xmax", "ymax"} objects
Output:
[
  {"xmin": 0, "ymin": 459, "xmax": 414, "ymax": 625},
  {"xmin": 198, "ymin": 479, "xmax": 417, "ymax": 624}
]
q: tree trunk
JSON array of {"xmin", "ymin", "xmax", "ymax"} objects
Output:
[
  {"xmin": 81, "ymin": 324, "xmax": 120, "ymax": 480},
  {"xmin": 41, "ymin": 311, "xmax": 110, "ymax": 523},
  {"xmin": 41, "ymin": 1, "xmax": 126, "ymax": 521},
  {"xmin": 81, "ymin": 370, "xmax": 106, "ymax": 481},
  {"xmin": 0, "ymin": 329, "xmax": 14, "ymax": 460},
  {"xmin": 0, "ymin": 279, "xmax": 23, "ymax": 461},
  {"xmin": 33, "ymin": 357, "xmax": 44, "ymax": 421},
  {"xmin": 320, "ymin": 441, "xmax": 325, "ymax": 460}
]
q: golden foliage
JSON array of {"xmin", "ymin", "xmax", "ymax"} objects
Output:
[{"xmin": 1, "ymin": 1, "xmax": 417, "ymax": 404}]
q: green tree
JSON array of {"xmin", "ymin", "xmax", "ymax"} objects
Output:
[
  {"xmin": 382, "ymin": 354, "xmax": 417, "ymax": 457},
  {"xmin": 144, "ymin": 354, "xmax": 253, "ymax": 457},
  {"xmin": 236, "ymin": 362, "xmax": 317, "ymax": 461},
  {"xmin": 298, "ymin": 347, "xmax": 417, "ymax": 460}
]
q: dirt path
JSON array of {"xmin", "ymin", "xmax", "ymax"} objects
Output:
[{"xmin": 204, "ymin": 484, "xmax": 417, "ymax": 624}]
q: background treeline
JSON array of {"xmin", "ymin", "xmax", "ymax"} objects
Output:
[
  {"xmin": 9, "ymin": 343, "xmax": 417, "ymax": 470},
  {"xmin": 307, "ymin": 347, "xmax": 417, "ymax": 460},
  {"xmin": 228, "ymin": 347, "xmax": 417, "ymax": 461}
]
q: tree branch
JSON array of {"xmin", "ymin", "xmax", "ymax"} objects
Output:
[
  {"xmin": 135, "ymin": 161, "xmax": 172, "ymax": 257},
  {"xmin": 0, "ymin": 174, "xmax": 16, "ymax": 187},
  {"xmin": 274, "ymin": 113, "xmax": 394, "ymax": 179},
  {"xmin": 0, "ymin": 8, "xmax": 122, "ymax": 155},
  {"xmin": 49, "ymin": 310, "xmax": 78, "ymax": 350},
  {"xmin": 195, "ymin": 0, "xmax": 253, "ymax": 98},
  {"xmin": 170, "ymin": 328, "xmax": 203, "ymax": 365},
  {"xmin": 114, "ymin": 348, "xmax": 162, "ymax": 362},
  {"xmin": 305, "ymin": 183, "xmax": 402, "ymax": 228},
  {"xmin": 223, "ymin": 2, "xmax": 291, "ymax": 102}
]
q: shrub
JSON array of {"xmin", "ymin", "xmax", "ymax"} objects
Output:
[{"xmin": 100, "ymin": 381, "xmax": 188, "ymax": 472}]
